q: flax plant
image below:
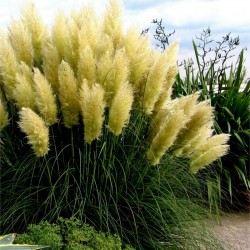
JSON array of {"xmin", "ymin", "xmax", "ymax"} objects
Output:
[{"xmin": 0, "ymin": 1, "xmax": 229, "ymax": 249}]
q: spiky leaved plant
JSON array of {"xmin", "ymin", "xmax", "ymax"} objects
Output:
[{"xmin": 0, "ymin": 0, "xmax": 228, "ymax": 249}]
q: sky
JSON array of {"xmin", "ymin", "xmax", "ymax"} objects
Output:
[{"xmin": 0, "ymin": 0, "xmax": 249, "ymax": 78}]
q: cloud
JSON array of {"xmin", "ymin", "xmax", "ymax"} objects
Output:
[{"xmin": 123, "ymin": 0, "xmax": 169, "ymax": 10}]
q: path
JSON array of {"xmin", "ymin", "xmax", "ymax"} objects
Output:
[{"xmin": 212, "ymin": 211, "xmax": 250, "ymax": 249}]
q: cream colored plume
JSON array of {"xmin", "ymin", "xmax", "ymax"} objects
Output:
[
  {"xmin": 52, "ymin": 10, "xmax": 68, "ymax": 60},
  {"xmin": 153, "ymin": 64, "xmax": 179, "ymax": 112},
  {"xmin": 189, "ymin": 134, "xmax": 230, "ymax": 173},
  {"xmin": 63, "ymin": 17, "xmax": 79, "ymax": 70},
  {"xmin": 21, "ymin": 2, "xmax": 47, "ymax": 64},
  {"xmin": 0, "ymin": 33, "xmax": 19, "ymax": 100},
  {"xmin": 13, "ymin": 70, "xmax": 36, "ymax": 111},
  {"xmin": 58, "ymin": 61, "xmax": 79, "ymax": 128},
  {"xmin": 18, "ymin": 107, "xmax": 49, "ymax": 157},
  {"xmin": 173, "ymin": 100, "xmax": 214, "ymax": 152},
  {"xmin": 33, "ymin": 68, "xmax": 58, "ymax": 125},
  {"xmin": 173, "ymin": 123, "xmax": 213, "ymax": 157},
  {"xmin": 79, "ymin": 80, "xmax": 106, "ymax": 143},
  {"xmin": 8, "ymin": 20, "xmax": 34, "ymax": 67},
  {"xmin": 190, "ymin": 134, "xmax": 230, "ymax": 161},
  {"xmin": 165, "ymin": 41, "xmax": 179, "ymax": 65},
  {"xmin": 149, "ymin": 93, "xmax": 199, "ymax": 143},
  {"xmin": 124, "ymin": 27, "xmax": 150, "ymax": 88},
  {"xmin": 104, "ymin": 49, "xmax": 129, "ymax": 103},
  {"xmin": 42, "ymin": 41, "xmax": 60, "ymax": 93},
  {"xmin": 77, "ymin": 45, "xmax": 96, "ymax": 85},
  {"xmin": 142, "ymin": 50, "xmax": 171, "ymax": 114},
  {"xmin": 77, "ymin": 5, "xmax": 101, "ymax": 55},
  {"xmin": 108, "ymin": 82, "xmax": 134, "ymax": 135},
  {"xmin": 103, "ymin": 0, "xmax": 123, "ymax": 48},
  {"xmin": 96, "ymin": 51, "xmax": 113, "ymax": 100},
  {"xmin": 147, "ymin": 110, "xmax": 188, "ymax": 165}
]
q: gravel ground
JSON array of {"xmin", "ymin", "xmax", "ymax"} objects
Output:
[{"xmin": 211, "ymin": 211, "xmax": 250, "ymax": 250}]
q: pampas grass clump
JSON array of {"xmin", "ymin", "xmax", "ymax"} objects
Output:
[{"xmin": 0, "ymin": 1, "xmax": 229, "ymax": 249}]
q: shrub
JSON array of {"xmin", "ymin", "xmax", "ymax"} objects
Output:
[{"xmin": 15, "ymin": 217, "xmax": 134, "ymax": 250}]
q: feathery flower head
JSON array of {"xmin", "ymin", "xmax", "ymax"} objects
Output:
[
  {"xmin": 0, "ymin": 32, "xmax": 19, "ymax": 100},
  {"xmin": 124, "ymin": 27, "xmax": 150, "ymax": 89},
  {"xmin": 52, "ymin": 10, "xmax": 68, "ymax": 61},
  {"xmin": 190, "ymin": 143, "xmax": 229, "ymax": 174},
  {"xmin": 13, "ymin": 71, "xmax": 36, "ymax": 111},
  {"xmin": 108, "ymin": 82, "xmax": 134, "ymax": 135},
  {"xmin": 21, "ymin": 2, "xmax": 47, "ymax": 64},
  {"xmin": 103, "ymin": 0, "xmax": 123, "ymax": 49},
  {"xmin": 79, "ymin": 80, "xmax": 106, "ymax": 143},
  {"xmin": 58, "ymin": 61, "xmax": 79, "ymax": 128},
  {"xmin": 42, "ymin": 41, "xmax": 60, "ymax": 93},
  {"xmin": 33, "ymin": 68, "xmax": 58, "ymax": 125},
  {"xmin": 143, "ymin": 50, "xmax": 169, "ymax": 114},
  {"xmin": 147, "ymin": 110, "xmax": 188, "ymax": 165},
  {"xmin": 77, "ymin": 45, "xmax": 96, "ymax": 85},
  {"xmin": 18, "ymin": 107, "xmax": 49, "ymax": 157},
  {"xmin": 8, "ymin": 20, "xmax": 34, "ymax": 67}
]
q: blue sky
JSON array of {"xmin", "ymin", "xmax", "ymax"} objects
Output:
[{"xmin": 0, "ymin": 0, "xmax": 249, "ymax": 77}]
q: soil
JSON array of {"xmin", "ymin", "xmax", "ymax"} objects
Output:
[{"xmin": 211, "ymin": 211, "xmax": 250, "ymax": 249}]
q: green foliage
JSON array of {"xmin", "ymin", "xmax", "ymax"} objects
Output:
[{"xmin": 14, "ymin": 217, "xmax": 134, "ymax": 250}]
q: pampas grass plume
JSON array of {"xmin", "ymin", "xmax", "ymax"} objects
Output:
[
  {"xmin": 21, "ymin": 2, "xmax": 47, "ymax": 64},
  {"xmin": 33, "ymin": 68, "xmax": 58, "ymax": 125},
  {"xmin": 77, "ymin": 45, "xmax": 96, "ymax": 85},
  {"xmin": 108, "ymin": 82, "xmax": 133, "ymax": 135},
  {"xmin": 58, "ymin": 61, "xmax": 79, "ymax": 128},
  {"xmin": 143, "ymin": 50, "xmax": 168, "ymax": 114},
  {"xmin": 174, "ymin": 100, "xmax": 214, "ymax": 150},
  {"xmin": 190, "ymin": 143, "xmax": 229, "ymax": 174},
  {"xmin": 103, "ymin": 0, "xmax": 122, "ymax": 48},
  {"xmin": 18, "ymin": 107, "xmax": 49, "ymax": 157},
  {"xmin": 8, "ymin": 20, "xmax": 34, "ymax": 67},
  {"xmin": 13, "ymin": 72, "xmax": 36, "ymax": 111},
  {"xmin": 79, "ymin": 80, "xmax": 105, "ymax": 143},
  {"xmin": 147, "ymin": 109, "xmax": 187, "ymax": 165},
  {"xmin": 0, "ymin": 33, "xmax": 19, "ymax": 100},
  {"xmin": 124, "ymin": 27, "xmax": 150, "ymax": 88},
  {"xmin": 42, "ymin": 41, "xmax": 60, "ymax": 93},
  {"xmin": 52, "ymin": 10, "xmax": 67, "ymax": 60}
]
